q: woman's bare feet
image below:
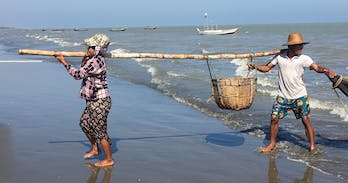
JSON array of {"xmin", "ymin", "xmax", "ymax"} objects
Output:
[
  {"xmin": 94, "ymin": 159, "xmax": 115, "ymax": 167},
  {"xmin": 84, "ymin": 150, "xmax": 99, "ymax": 159}
]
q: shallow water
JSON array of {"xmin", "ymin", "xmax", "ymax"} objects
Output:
[{"xmin": 1, "ymin": 23, "xmax": 348, "ymax": 181}]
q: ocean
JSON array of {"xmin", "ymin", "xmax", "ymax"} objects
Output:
[{"xmin": 1, "ymin": 22, "xmax": 347, "ymax": 181}]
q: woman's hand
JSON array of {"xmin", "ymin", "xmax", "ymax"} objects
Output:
[
  {"xmin": 81, "ymin": 56, "xmax": 89, "ymax": 67},
  {"xmin": 54, "ymin": 54, "xmax": 69, "ymax": 67}
]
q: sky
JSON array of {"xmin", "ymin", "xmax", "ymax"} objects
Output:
[{"xmin": 1, "ymin": 0, "xmax": 348, "ymax": 29}]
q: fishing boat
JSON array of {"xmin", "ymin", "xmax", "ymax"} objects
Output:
[
  {"xmin": 196, "ymin": 27, "xmax": 239, "ymax": 35},
  {"xmin": 109, "ymin": 27, "xmax": 127, "ymax": 32},
  {"xmin": 197, "ymin": 12, "xmax": 239, "ymax": 35},
  {"xmin": 144, "ymin": 26, "xmax": 157, "ymax": 30},
  {"xmin": 73, "ymin": 28, "xmax": 88, "ymax": 31}
]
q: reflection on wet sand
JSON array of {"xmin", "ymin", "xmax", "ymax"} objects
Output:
[
  {"xmin": 0, "ymin": 123, "xmax": 13, "ymax": 183},
  {"xmin": 85, "ymin": 163, "xmax": 114, "ymax": 183},
  {"xmin": 268, "ymin": 154, "xmax": 313, "ymax": 183}
]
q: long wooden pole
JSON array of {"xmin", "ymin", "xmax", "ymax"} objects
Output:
[{"xmin": 18, "ymin": 49, "xmax": 285, "ymax": 60}]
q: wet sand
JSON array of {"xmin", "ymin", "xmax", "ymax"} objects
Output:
[{"xmin": 0, "ymin": 62, "xmax": 344, "ymax": 183}]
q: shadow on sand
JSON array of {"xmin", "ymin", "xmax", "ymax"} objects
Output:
[
  {"xmin": 240, "ymin": 125, "xmax": 348, "ymax": 151},
  {"xmin": 49, "ymin": 131, "xmax": 245, "ymax": 160}
]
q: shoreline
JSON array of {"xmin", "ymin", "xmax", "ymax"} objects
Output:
[{"xmin": 0, "ymin": 61, "xmax": 344, "ymax": 183}]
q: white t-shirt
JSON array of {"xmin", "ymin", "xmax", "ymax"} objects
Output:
[{"xmin": 270, "ymin": 52, "xmax": 314, "ymax": 99}]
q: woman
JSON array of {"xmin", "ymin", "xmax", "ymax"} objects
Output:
[{"xmin": 55, "ymin": 34, "xmax": 114, "ymax": 167}]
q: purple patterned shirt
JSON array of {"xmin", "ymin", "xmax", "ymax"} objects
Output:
[{"xmin": 65, "ymin": 55, "xmax": 110, "ymax": 100}]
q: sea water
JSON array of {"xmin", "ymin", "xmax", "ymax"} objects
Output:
[{"xmin": 1, "ymin": 22, "xmax": 347, "ymax": 181}]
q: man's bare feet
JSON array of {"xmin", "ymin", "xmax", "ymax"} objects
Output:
[
  {"xmin": 309, "ymin": 146, "xmax": 316, "ymax": 153},
  {"xmin": 260, "ymin": 145, "xmax": 275, "ymax": 153},
  {"xmin": 94, "ymin": 159, "xmax": 115, "ymax": 167},
  {"xmin": 84, "ymin": 150, "xmax": 99, "ymax": 159}
]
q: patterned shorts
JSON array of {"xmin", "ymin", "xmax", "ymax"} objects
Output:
[
  {"xmin": 271, "ymin": 95, "xmax": 310, "ymax": 119},
  {"xmin": 80, "ymin": 96, "xmax": 112, "ymax": 144}
]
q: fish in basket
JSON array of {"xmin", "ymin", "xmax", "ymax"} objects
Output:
[{"xmin": 211, "ymin": 77, "xmax": 257, "ymax": 110}]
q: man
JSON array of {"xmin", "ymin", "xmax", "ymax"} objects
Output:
[{"xmin": 248, "ymin": 32, "xmax": 336, "ymax": 152}]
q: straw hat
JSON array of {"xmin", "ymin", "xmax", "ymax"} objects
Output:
[
  {"xmin": 84, "ymin": 34, "xmax": 110, "ymax": 48},
  {"xmin": 282, "ymin": 32, "xmax": 309, "ymax": 46}
]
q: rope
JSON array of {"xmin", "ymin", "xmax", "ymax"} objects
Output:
[
  {"xmin": 330, "ymin": 74, "xmax": 348, "ymax": 115},
  {"xmin": 205, "ymin": 55, "xmax": 223, "ymax": 103},
  {"xmin": 246, "ymin": 57, "xmax": 253, "ymax": 78},
  {"xmin": 333, "ymin": 88, "xmax": 348, "ymax": 115},
  {"xmin": 332, "ymin": 75, "xmax": 343, "ymax": 89},
  {"xmin": 205, "ymin": 55, "xmax": 215, "ymax": 81}
]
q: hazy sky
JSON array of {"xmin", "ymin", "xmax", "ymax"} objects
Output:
[{"xmin": 1, "ymin": 0, "xmax": 347, "ymax": 28}]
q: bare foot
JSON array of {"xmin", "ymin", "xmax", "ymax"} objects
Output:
[
  {"xmin": 94, "ymin": 159, "xmax": 115, "ymax": 167},
  {"xmin": 309, "ymin": 146, "xmax": 316, "ymax": 153},
  {"xmin": 260, "ymin": 145, "xmax": 275, "ymax": 153},
  {"xmin": 84, "ymin": 150, "xmax": 99, "ymax": 159}
]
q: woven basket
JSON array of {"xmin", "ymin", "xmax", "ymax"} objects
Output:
[{"xmin": 212, "ymin": 77, "xmax": 257, "ymax": 110}]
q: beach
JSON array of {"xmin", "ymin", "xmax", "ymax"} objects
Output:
[{"xmin": 0, "ymin": 61, "xmax": 344, "ymax": 183}]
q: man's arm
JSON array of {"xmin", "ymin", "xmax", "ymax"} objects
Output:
[
  {"xmin": 248, "ymin": 61, "xmax": 275, "ymax": 73},
  {"xmin": 309, "ymin": 63, "xmax": 336, "ymax": 78}
]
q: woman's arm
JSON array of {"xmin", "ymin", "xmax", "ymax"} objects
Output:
[{"xmin": 54, "ymin": 54, "xmax": 91, "ymax": 80}]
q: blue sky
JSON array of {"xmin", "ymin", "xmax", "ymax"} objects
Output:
[{"xmin": 1, "ymin": 0, "xmax": 348, "ymax": 28}]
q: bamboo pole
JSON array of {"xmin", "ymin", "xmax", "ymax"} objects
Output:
[{"xmin": 18, "ymin": 49, "xmax": 286, "ymax": 60}]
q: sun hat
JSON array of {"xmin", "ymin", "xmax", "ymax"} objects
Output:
[
  {"xmin": 282, "ymin": 32, "xmax": 309, "ymax": 46},
  {"xmin": 84, "ymin": 34, "xmax": 110, "ymax": 48}
]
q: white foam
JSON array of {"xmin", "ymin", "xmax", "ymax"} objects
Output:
[
  {"xmin": 110, "ymin": 48, "xmax": 130, "ymax": 54},
  {"xmin": 230, "ymin": 58, "xmax": 249, "ymax": 77},
  {"xmin": 329, "ymin": 104, "xmax": 348, "ymax": 121},
  {"xmin": 26, "ymin": 34, "xmax": 81, "ymax": 47},
  {"xmin": 167, "ymin": 71, "xmax": 185, "ymax": 77},
  {"xmin": 286, "ymin": 157, "xmax": 333, "ymax": 176},
  {"xmin": 257, "ymin": 88, "xmax": 279, "ymax": 97}
]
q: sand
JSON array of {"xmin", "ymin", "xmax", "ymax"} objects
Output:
[{"xmin": 0, "ymin": 61, "xmax": 344, "ymax": 183}]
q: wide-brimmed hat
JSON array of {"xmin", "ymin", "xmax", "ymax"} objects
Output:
[
  {"xmin": 282, "ymin": 32, "xmax": 309, "ymax": 46},
  {"xmin": 84, "ymin": 34, "xmax": 110, "ymax": 48}
]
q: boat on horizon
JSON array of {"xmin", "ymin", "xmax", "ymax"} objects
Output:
[
  {"xmin": 196, "ymin": 26, "xmax": 239, "ymax": 35},
  {"xmin": 144, "ymin": 26, "xmax": 157, "ymax": 30},
  {"xmin": 73, "ymin": 28, "xmax": 88, "ymax": 31},
  {"xmin": 197, "ymin": 12, "xmax": 239, "ymax": 35},
  {"xmin": 109, "ymin": 27, "xmax": 127, "ymax": 32}
]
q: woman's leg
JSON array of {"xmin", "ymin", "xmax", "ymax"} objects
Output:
[
  {"xmin": 93, "ymin": 97, "xmax": 114, "ymax": 167},
  {"xmin": 80, "ymin": 106, "xmax": 99, "ymax": 158},
  {"xmin": 94, "ymin": 139, "xmax": 114, "ymax": 167}
]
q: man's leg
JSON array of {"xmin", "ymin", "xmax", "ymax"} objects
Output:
[
  {"xmin": 261, "ymin": 116, "xmax": 279, "ymax": 152},
  {"xmin": 301, "ymin": 115, "xmax": 316, "ymax": 152}
]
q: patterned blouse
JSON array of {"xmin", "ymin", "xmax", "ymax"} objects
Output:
[{"xmin": 65, "ymin": 55, "xmax": 110, "ymax": 101}]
